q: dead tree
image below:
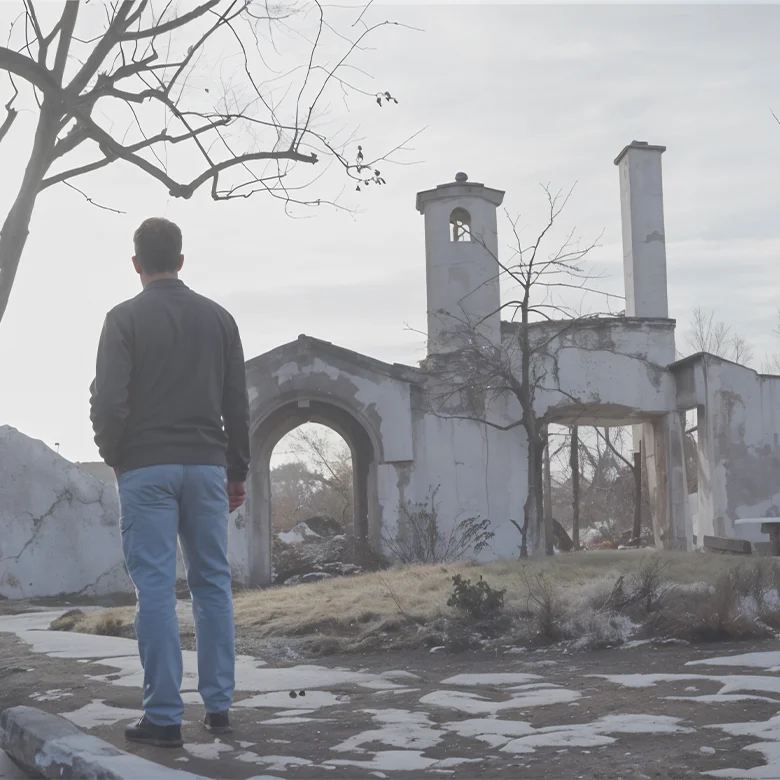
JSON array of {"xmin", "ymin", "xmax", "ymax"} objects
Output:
[
  {"xmin": 684, "ymin": 307, "xmax": 754, "ymax": 366},
  {"xmin": 763, "ymin": 310, "xmax": 780, "ymax": 374},
  {"xmin": 0, "ymin": 0, "xmax": 412, "ymax": 323},
  {"xmin": 427, "ymin": 185, "xmax": 615, "ymax": 557},
  {"xmin": 591, "ymin": 426, "xmax": 645, "ymax": 543},
  {"xmin": 570, "ymin": 426, "xmax": 580, "ymax": 550}
]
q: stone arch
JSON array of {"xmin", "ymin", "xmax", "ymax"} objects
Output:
[{"xmin": 246, "ymin": 396, "xmax": 380, "ymax": 587}]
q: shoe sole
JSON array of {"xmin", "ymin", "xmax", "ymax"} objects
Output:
[
  {"xmin": 203, "ymin": 724, "xmax": 233, "ymax": 735},
  {"xmin": 126, "ymin": 735, "xmax": 184, "ymax": 748}
]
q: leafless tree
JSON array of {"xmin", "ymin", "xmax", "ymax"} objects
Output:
[
  {"xmin": 569, "ymin": 426, "xmax": 580, "ymax": 549},
  {"xmin": 763, "ymin": 309, "xmax": 780, "ymax": 374},
  {"xmin": 551, "ymin": 426, "xmax": 650, "ymax": 545},
  {"xmin": 684, "ymin": 307, "xmax": 754, "ymax": 366},
  {"xmin": 0, "ymin": 0, "xmax": 414, "ymax": 323},
  {"xmin": 288, "ymin": 425, "xmax": 353, "ymax": 524},
  {"xmin": 426, "ymin": 185, "xmax": 617, "ymax": 557},
  {"xmin": 270, "ymin": 425, "xmax": 353, "ymax": 531}
]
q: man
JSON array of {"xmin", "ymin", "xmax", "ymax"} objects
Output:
[{"xmin": 90, "ymin": 217, "xmax": 250, "ymax": 748}]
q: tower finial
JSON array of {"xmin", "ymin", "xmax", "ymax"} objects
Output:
[{"xmin": 455, "ymin": 172, "xmax": 468, "ymax": 183}]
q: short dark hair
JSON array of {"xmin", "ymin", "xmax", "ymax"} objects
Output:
[{"xmin": 133, "ymin": 217, "xmax": 183, "ymax": 274}]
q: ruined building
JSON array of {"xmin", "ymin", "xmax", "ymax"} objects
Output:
[
  {"xmin": 231, "ymin": 141, "xmax": 780, "ymax": 586},
  {"xmin": 1, "ymin": 141, "xmax": 778, "ymax": 599}
]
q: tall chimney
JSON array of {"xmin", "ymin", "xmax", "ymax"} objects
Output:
[{"xmin": 615, "ymin": 141, "xmax": 669, "ymax": 318}]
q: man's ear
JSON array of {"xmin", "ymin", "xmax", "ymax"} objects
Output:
[
  {"xmin": 132, "ymin": 256, "xmax": 143, "ymax": 275},
  {"xmin": 177, "ymin": 254, "xmax": 185, "ymax": 272}
]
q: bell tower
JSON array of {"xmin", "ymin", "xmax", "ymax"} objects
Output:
[{"xmin": 416, "ymin": 173, "xmax": 505, "ymax": 355}]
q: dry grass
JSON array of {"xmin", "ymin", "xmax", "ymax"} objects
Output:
[{"xmin": 56, "ymin": 551, "xmax": 780, "ymax": 654}]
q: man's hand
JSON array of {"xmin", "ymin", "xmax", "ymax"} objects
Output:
[{"xmin": 227, "ymin": 481, "xmax": 246, "ymax": 513}]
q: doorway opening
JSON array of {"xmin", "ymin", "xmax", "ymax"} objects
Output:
[{"xmin": 249, "ymin": 400, "xmax": 380, "ymax": 587}]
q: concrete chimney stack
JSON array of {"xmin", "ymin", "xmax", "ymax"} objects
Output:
[{"xmin": 615, "ymin": 141, "xmax": 669, "ymax": 318}]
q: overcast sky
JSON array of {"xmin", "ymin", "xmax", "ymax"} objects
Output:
[{"xmin": 1, "ymin": 2, "xmax": 779, "ymax": 464}]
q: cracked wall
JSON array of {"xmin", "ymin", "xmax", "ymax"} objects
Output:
[
  {"xmin": 0, "ymin": 425, "xmax": 250, "ymax": 599},
  {"xmin": 505, "ymin": 317, "xmax": 678, "ymax": 425},
  {"xmin": 678, "ymin": 357, "xmax": 780, "ymax": 543},
  {"xmin": 0, "ymin": 426, "xmax": 131, "ymax": 600}
]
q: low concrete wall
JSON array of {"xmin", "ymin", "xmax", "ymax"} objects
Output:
[{"xmin": 0, "ymin": 706, "xmax": 207, "ymax": 779}]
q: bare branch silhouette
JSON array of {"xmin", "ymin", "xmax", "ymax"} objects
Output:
[{"xmin": 0, "ymin": 0, "xmax": 415, "ymax": 323}]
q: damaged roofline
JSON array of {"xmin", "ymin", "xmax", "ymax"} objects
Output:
[
  {"xmin": 245, "ymin": 334, "xmax": 426, "ymax": 385},
  {"xmin": 669, "ymin": 351, "xmax": 780, "ymax": 379},
  {"xmin": 501, "ymin": 316, "xmax": 677, "ymax": 334}
]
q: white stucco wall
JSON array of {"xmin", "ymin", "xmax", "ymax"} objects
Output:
[
  {"xmin": 417, "ymin": 181, "xmax": 505, "ymax": 353},
  {"xmin": 509, "ymin": 318, "xmax": 677, "ymax": 425},
  {"xmin": 246, "ymin": 338, "xmax": 416, "ymax": 464},
  {"xmin": 0, "ymin": 426, "xmax": 130, "ymax": 599},
  {"xmin": 400, "ymin": 408, "xmax": 528, "ymax": 562},
  {"xmin": 680, "ymin": 358, "xmax": 780, "ymax": 542},
  {"xmin": 0, "ymin": 426, "xmax": 256, "ymax": 599}
]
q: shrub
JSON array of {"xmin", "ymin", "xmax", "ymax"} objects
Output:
[
  {"xmin": 447, "ymin": 574, "xmax": 505, "ymax": 620},
  {"xmin": 524, "ymin": 570, "xmax": 567, "ymax": 642},
  {"xmin": 384, "ymin": 486, "xmax": 495, "ymax": 564},
  {"xmin": 50, "ymin": 609, "xmax": 84, "ymax": 632}
]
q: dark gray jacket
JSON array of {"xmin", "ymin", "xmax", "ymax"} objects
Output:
[{"xmin": 89, "ymin": 279, "xmax": 250, "ymax": 482}]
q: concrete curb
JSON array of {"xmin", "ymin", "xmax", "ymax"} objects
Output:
[{"xmin": 0, "ymin": 707, "xmax": 209, "ymax": 780}]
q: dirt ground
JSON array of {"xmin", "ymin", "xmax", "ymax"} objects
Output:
[{"xmin": 2, "ymin": 609, "xmax": 780, "ymax": 779}]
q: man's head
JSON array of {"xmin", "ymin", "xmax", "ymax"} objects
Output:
[{"xmin": 132, "ymin": 217, "xmax": 184, "ymax": 284}]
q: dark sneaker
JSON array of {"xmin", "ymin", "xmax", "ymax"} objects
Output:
[
  {"xmin": 125, "ymin": 716, "xmax": 183, "ymax": 748},
  {"xmin": 204, "ymin": 711, "xmax": 232, "ymax": 734}
]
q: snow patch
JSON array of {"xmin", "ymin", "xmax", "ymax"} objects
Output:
[
  {"xmin": 184, "ymin": 741, "xmax": 234, "ymax": 760},
  {"xmin": 326, "ymin": 752, "xmax": 476, "ymax": 772},
  {"xmin": 441, "ymin": 673, "xmax": 540, "ymax": 687},
  {"xmin": 596, "ymin": 673, "xmax": 780, "ymax": 700},
  {"xmin": 689, "ymin": 651, "xmax": 780, "ymax": 671},
  {"xmin": 59, "ymin": 700, "xmax": 143, "ymax": 728},
  {"xmin": 237, "ymin": 754, "xmax": 312, "ymax": 771},
  {"xmin": 332, "ymin": 709, "xmax": 440, "ymax": 753},
  {"xmin": 421, "ymin": 686, "xmax": 580, "ymax": 715},
  {"xmin": 235, "ymin": 690, "xmax": 348, "ymax": 710}
]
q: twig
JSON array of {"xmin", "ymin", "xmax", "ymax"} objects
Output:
[
  {"xmin": 62, "ymin": 181, "xmax": 125, "ymax": 214},
  {"xmin": 378, "ymin": 574, "xmax": 422, "ymax": 625}
]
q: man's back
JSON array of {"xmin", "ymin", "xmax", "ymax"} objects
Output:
[
  {"xmin": 90, "ymin": 282, "xmax": 249, "ymax": 482},
  {"xmin": 90, "ymin": 217, "xmax": 246, "ymax": 745}
]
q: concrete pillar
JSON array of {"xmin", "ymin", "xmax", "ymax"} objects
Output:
[
  {"xmin": 696, "ymin": 403, "xmax": 723, "ymax": 538},
  {"xmin": 615, "ymin": 141, "xmax": 669, "ymax": 319},
  {"xmin": 247, "ymin": 455, "xmax": 272, "ymax": 588},
  {"xmin": 644, "ymin": 412, "xmax": 691, "ymax": 550},
  {"xmin": 416, "ymin": 174, "xmax": 505, "ymax": 354}
]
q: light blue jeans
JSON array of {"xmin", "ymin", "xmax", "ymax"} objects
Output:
[{"xmin": 118, "ymin": 464, "xmax": 235, "ymax": 726}]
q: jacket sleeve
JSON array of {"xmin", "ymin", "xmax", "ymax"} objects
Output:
[
  {"xmin": 89, "ymin": 311, "xmax": 132, "ymax": 468},
  {"xmin": 223, "ymin": 324, "xmax": 250, "ymax": 482}
]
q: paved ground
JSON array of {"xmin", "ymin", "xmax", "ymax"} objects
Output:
[
  {"xmin": 0, "ymin": 752, "xmax": 28, "ymax": 779},
  {"xmin": 2, "ymin": 611, "xmax": 780, "ymax": 779}
]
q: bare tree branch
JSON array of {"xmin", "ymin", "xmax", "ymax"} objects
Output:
[
  {"xmin": 684, "ymin": 306, "xmax": 754, "ymax": 366},
  {"xmin": 0, "ymin": 0, "xmax": 413, "ymax": 324}
]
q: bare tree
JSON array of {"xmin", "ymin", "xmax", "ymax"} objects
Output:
[
  {"xmin": 288, "ymin": 425, "xmax": 353, "ymax": 524},
  {"xmin": 684, "ymin": 307, "xmax": 754, "ymax": 365},
  {"xmin": 0, "ymin": 0, "xmax": 412, "ymax": 323},
  {"xmin": 570, "ymin": 426, "xmax": 580, "ymax": 550},
  {"xmin": 427, "ymin": 185, "xmax": 615, "ymax": 557},
  {"xmin": 763, "ymin": 309, "xmax": 780, "ymax": 374}
]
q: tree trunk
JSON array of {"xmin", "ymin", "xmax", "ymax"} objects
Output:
[
  {"xmin": 633, "ymin": 440, "xmax": 643, "ymax": 542},
  {"xmin": 0, "ymin": 102, "xmax": 59, "ymax": 324},
  {"xmin": 570, "ymin": 427, "xmax": 580, "ymax": 550},
  {"xmin": 543, "ymin": 429, "xmax": 554, "ymax": 553},
  {"xmin": 523, "ymin": 426, "xmax": 547, "ymax": 557}
]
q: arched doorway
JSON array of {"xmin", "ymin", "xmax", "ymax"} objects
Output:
[{"xmin": 246, "ymin": 399, "xmax": 380, "ymax": 587}]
